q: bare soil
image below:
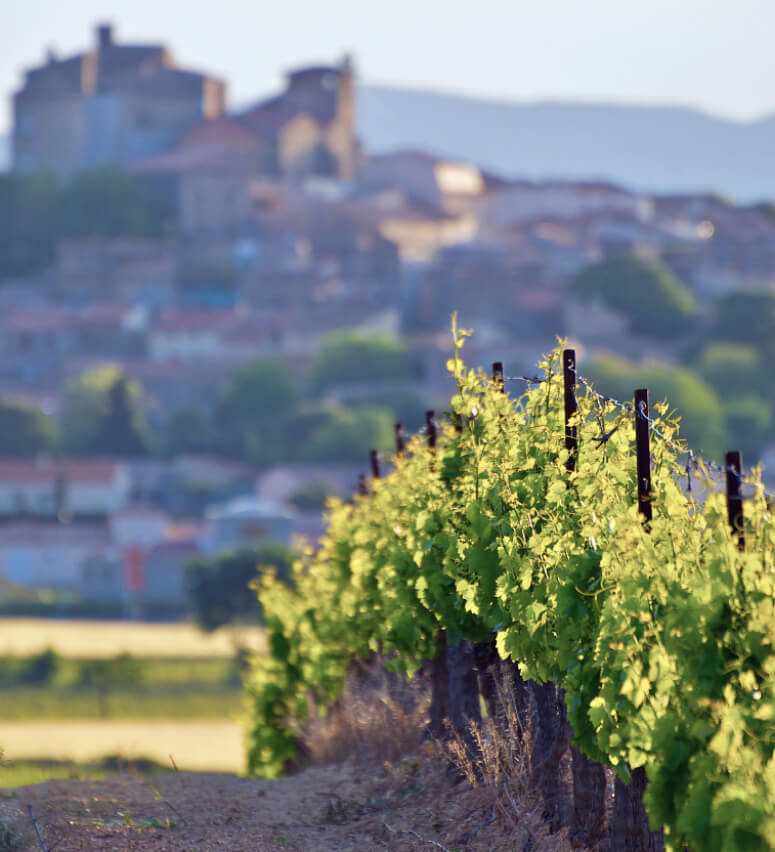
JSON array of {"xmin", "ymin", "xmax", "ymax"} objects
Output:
[{"xmin": 0, "ymin": 755, "xmax": 576, "ymax": 851}]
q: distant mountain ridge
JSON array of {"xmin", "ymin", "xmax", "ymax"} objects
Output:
[
  {"xmin": 4, "ymin": 87, "xmax": 774, "ymax": 200},
  {"xmin": 357, "ymin": 85, "xmax": 775, "ymax": 203}
]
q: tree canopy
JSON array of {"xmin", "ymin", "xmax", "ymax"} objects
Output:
[
  {"xmin": 0, "ymin": 174, "xmax": 59, "ymax": 278},
  {"xmin": 59, "ymin": 366, "xmax": 149, "ymax": 456},
  {"xmin": 694, "ymin": 342, "xmax": 769, "ymax": 400},
  {"xmin": 298, "ymin": 406, "xmax": 394, "ymax": 463},
  {"xmin": 214, "ymin": 360, "xmax": 301, "ymax": 465},
  {"xmin": 58, "ymin": 167, "xmax": 173, "ymax": 240},
  {"xmin": 0, "ymin": 169, "xmax": 174, "ymax": 280},
  {"xmin": 0, "ymin": 401, "xmax": 55, "ymax": 457},
  {"xmin": 570, "ymin": 255, "xmax": 699, "ymax": 339},
  {"xmin": 185, "ymin": 544, "xmax": 295, "ymax": 632},
  {"xmin": 722, "ymin": 395, "xmax": 773, "ymax": 461},
  {"xmin": 309, "ymin": 332, "xmax": 416, "ymax": 392},
  {"xmin": 710, "ymin": 291, "xmax": 775, "ymax": 356}
]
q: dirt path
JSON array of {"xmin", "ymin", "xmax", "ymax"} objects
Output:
[{"xmin": 0, "ymin": 758, "xmax": 576, "ymax": 851}]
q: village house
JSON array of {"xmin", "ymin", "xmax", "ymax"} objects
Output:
[
  {"xmin": 202, "ymin": 495, "xmax": 295, "ymax": 555},
  {"xmin": 132, "ymin": 57, "xmax": 361, "ymax": 238},
  {"xmin": 12, "ymin": 24, "xmax": 226, "ymax": 179},
  {"xmin": 147, "ymin": 308, "xmax": 285, "ymax": 364},
  {"xmin": 357, "ymin": 149, "xmax": 488, "ymax": 215},
  {"xmin": 0, "ymin": 522, "xmax": 111, "ymax": 588},
  {"xmin": 0, "ymin": 460, "xmax": 131, "ymax": 517},
  {"xmin": 54, "ymin": 238, "xmax": 178, "ymax": 308}
]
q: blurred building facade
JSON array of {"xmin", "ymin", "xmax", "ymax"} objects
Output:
[{"xmin": 12, "ymin": 24, "xmax": 226, "ymax": 179}]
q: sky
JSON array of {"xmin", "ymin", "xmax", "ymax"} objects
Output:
[{"xmin": 2, "ymin": 0, "xmax": 775, "ymax": 133}]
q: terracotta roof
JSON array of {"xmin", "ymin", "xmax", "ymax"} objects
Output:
[
  {"xmin": 110, "ymin": 503, "xmax": 167, "ymax": 520},
  {"xmin": 146, "ymin": 539, "xmax": 200, "ymax": 559},
  {"xmin": 0, "ymin": 522, "xmax": 110, "ymax": 547},
  {"xmin": 76, "ymin": 304, "xmax": 131, "ymax": 325},
  {"xmin": 164, "ymin": 522, "xmax": 205, "ymax": 542},
  {"xmin": 238, "ymin": 103, "xmax": 300, "ymax": 138},
  {"xmin": 514, "ymin": 289, "xmax": 562, "ymax": 309},
  {"xmin": 130, "ymin": 144, "xmax": 257, "ymax": 176},
  {"xmin": 181, "ymin": 117, "xmax": 257, "ymax": 148},
  {"xmin": 0, "ymin": 460, "xmax": 122, "ymax": 483},
  {"xmin": 287, "ymin": 65, "xmax": 340, "ymax": 79},
  {"xmin": 9, "ymin": 312, "xmax": 73, "ymax": 333},
  {"xmin": 153, "ymin": 310, "xmax": 233, "ymax": 334}
]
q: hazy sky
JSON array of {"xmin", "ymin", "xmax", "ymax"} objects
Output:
[{"xmin": 2, "ymin": 0, "xmax": 774, "ymax": 133}]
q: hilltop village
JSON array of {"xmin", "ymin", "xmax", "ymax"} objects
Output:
[{"xmin": 3, "ymin": 24, "xmax": 775, "ymax": 612}]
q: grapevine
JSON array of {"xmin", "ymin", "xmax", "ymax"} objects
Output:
[{"xmin": 245, "ymin": 320, "xmax": 775, "ymax": 851}]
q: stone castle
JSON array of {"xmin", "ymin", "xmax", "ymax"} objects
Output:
[{"xmin": 12, "ymin": 24, "xmax": 359, "ymax": 182}]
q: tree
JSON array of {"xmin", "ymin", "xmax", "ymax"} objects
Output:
[
  {"xmin": 723, "ymin": 396, "xmax": 773, "ymax": 461},
  {"xmin": 90, "ymin": 377, "xmax": 150, "ymax": 457},
  {"xmin": 78, "ymin": 653, "xmax": 145, "ymax": 717},
  {"xmin": 288, "ymin": 480, "xmax": 330, "ymax": 512},
  {"xmin": 19, "ymin": 648, "xmax": 61, "ymax": 685},
  {"xmin": 186, "ymin": 545, "xmax": 295, "ymax": 632},
  {"xmin": 58, "ymin": 166, "xmax": 173, "ymax": 239},
  {"xmin": 0, "ymin": 401, "xmax": 55, "ymax": 457},
  {"xmin": 583, "ymin": 355, "xmax": 728, "ymax": 458},
  {"xmin": 299, "ymin": 406, "xmax": 394, "ymax": 463},
  {"xmin": 0, "ymin": 173, "xmax": 59, "ymax": 278},
  {"xmin": 162, "ymin": 408, "xmax": 213, "ymax": 456},
  {"xmin": 710, "ymin": 291, "xmax": 775, "ymax": 357},
  {"xmin": 694, "ymin": 343, "xmax": 770, "ymax": 400},
  {"xmin": 215, "ymin": 360, "xmax": 301, "ymax": 464},
  {"xmin": 0, "ymin": 168, "xmax": 174, "ymax": 281},
  {"xmin": 309, "ymin": 332, "xmax": 416, "ymax": 393},
  {"xmin": 349, "ymin": 388, "xmax": 427, "ymax": 432},
  {"xmin": 59, "ymin": 366, "xmax": 149, "ymax": 456},
  {"xmin": 570, "ymin": 255, "xmax": 699, "ymax": 339}
]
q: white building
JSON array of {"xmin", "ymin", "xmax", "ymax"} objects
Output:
[
  {"xmin": 108, "ymin": 504, "xmax": 168, "ymax": 549},
  {"xmin": 0, "ymin": 522, "xmax": 110, "ymax": 587},
  {"xmin": 477, "ymin": 182, "xmax": 654, "ymax": 231},
  {"xmin": 0, "ymin": 460, "xmax": 131, "ymax": 517}
]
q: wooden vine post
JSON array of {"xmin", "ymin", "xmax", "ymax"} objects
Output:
[
  {"xmin": 634, "ymin": 388, "xmax": 653, "ymax": 523},
  {"xmin": 395, "ymin": 422, "xmax": 406, "ymax": 456},
  {"xmin": 725, "ymin": 450, "xmax": 745, "ymax": 551},
  {"xmin": 492, "ymin": 360, "xmax": 505, "ymax": 390},
  {"xmin": 424, "ymin": 407, "xmax": 448, "ymax": 736},
  {"xmin": 357, "ymin": 473, "xmax": 368, "ymax": 497},
  {"xmin": 563, "ymin": 348, "xmax": 578, "ymax": 473},
  {"xmin": 561, "ymin": 347, "xmax": 607, "ymax": 845},
  {"xmin": 370, "ymin": 449, "xmax": 381, "ymax": 479},
  {"xmin": 609, "ymin": 388, "xmax": 664, "ymax": 851},
  {"xmin": 425, "ymin": 409, "xmax": 437, "ymax": 448}
]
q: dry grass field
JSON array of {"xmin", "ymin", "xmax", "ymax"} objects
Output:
[
  {"xmin": 1, "ymin": 719, "xmax": 244, "ymax": 774},
  {"xmin": 0, "ymin": 618, "xmax": 265, "ymax": 658}
]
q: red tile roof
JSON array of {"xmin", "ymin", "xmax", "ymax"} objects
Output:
[
  {"xmin": 153, "ymin": 309, "xmax": 233, "ymax": 333},
  {"xmin": 0, "ymin": 460, "xmax": 122, "ymax": 483},
  {"xmin": 9, "ymin": 312, "xmax": 73, "ymax": 333},
  {"xmin": 180, "ymin": 117, "xmax": 257, "ymax": 148},
  {"xmin": 0, "ymin": 523, "xmax": 110, "ymax": 547},
  {"xmin": 130, "ymin": 143, "xmax": 257, "ymax": 175}
]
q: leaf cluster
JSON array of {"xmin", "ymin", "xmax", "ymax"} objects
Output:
[{"xmin": 245, "ymin": 327, "xmax": 775, "ymax": 851}]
